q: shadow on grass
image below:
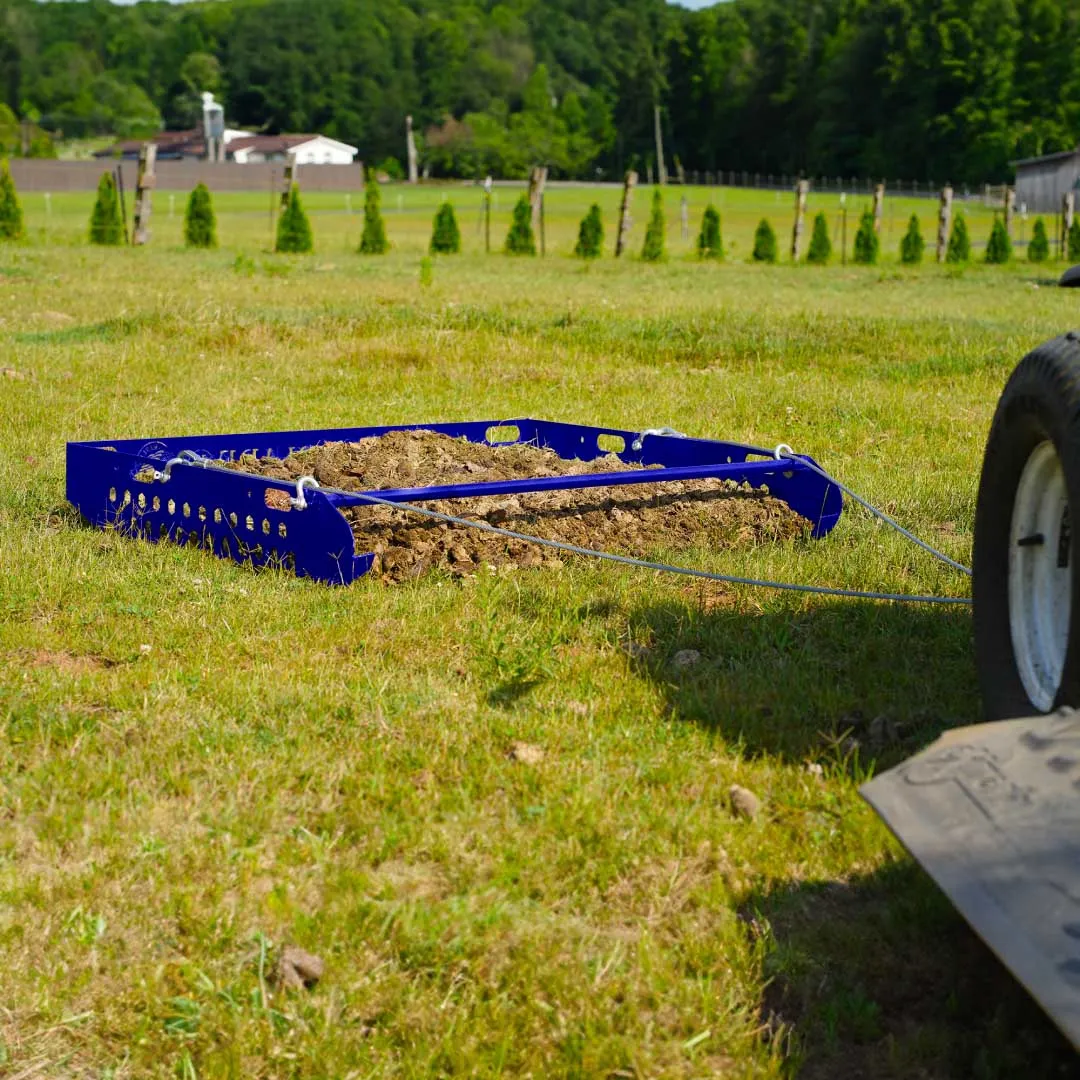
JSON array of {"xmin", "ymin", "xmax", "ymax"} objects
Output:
[
  {"xmin": 745, "ymin": 861, "xmax": 1080, "ymax": 1079},
  {"xmin": 627, "ymin": 597, "xmax": 1080, "ymax": 1075},
  {"xmin": 625, "ymin": 597, "xmax": 977, "ymax": 766}
]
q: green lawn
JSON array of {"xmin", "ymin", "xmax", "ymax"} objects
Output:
[{"xmin": 1, "ymin": 197, "xmax": 1078, "ymax": 1078}]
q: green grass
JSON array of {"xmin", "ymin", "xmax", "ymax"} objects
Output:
[{"xmin": 1, "ymin": 193, "xmax": 1078, "ymax": 1078}]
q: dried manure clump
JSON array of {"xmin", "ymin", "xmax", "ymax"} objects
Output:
[{"xmin": 232, "ymin": 430, "xmax": 808, "ymax": 582}]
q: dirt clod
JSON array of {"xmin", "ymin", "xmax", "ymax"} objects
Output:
[
  {"xmin": 231, "ymin": 430, "xmax": 809, "ymax": 583},
  {"xmin": 277, "ymin": 946, "xmax": 324, "ymax": 989},
  {"xmin": 729, "ymin": 784, "xmax": 762, "ymax": 821},
  {"xmin": 508, "ymin": 741, "xmax": 545, "ymax": 765}
]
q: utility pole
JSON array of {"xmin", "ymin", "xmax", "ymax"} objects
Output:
[
  {"xmin": 653, "ymin": 103, "xmax": 667, "ymax": 186},
  {"xmin": 937, "ymin": 185, "xmax": 953, "ymax": 263},
  {"xmin": 405, "ymin": 115, "xmax": 418, "ymax": 185}
]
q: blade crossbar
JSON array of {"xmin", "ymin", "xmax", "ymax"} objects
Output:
[{"xmin": 325, "ymin": 457, "xmax": 800, "ymax": 507}]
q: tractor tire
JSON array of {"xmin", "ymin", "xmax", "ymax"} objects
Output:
[
  {"xmin": 1060, "ymin": 265, "xmax": 1080, "ymax": 288},
  {"xmin": 973, "ymin": 333, "xmax": 1080, "ymax": 719}
]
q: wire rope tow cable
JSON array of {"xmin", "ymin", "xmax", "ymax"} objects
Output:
[
  {"xmin": 288, "ymin": 440, "xmax": 972, "ymax": 605},
  {"xmin": 157, "ymin": 448, "xmax": 971, "ymax": 606}
]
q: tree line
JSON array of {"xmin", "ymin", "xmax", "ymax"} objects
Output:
[{"xmin": 0, "ymin": 0, "xmax": 1077, "ymax": 183}]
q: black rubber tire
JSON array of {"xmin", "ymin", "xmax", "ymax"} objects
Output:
[
  {"xmin": 973, "ymin": 332, "xmax": 1080, "ymax": 719},
  {"xmin": 1060, "ymin": 265, "xmax": 1080, "ymax": 288}
]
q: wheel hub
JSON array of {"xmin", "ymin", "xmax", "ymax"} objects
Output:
[{"xmin": 1009, "ymin": 440, "xmax": 1072, "ymax": 712}]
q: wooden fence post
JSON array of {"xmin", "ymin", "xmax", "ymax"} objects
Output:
[
  {"xmin": 680, "ymin": 195, "xmax": 689, "ymax": 241},
  {"xmin": 132, "ymin": 142, "xmax": 156, "ymax": 246},
  {"xmin": 528, "ymin": 165, "xmax": 547, "ymax": 238},
  {"xmin": 615, "ymin": 170, "xmax": 638, "ymax": 257},
  {"xmin": 873, "ymin": 182, "xmax": 885, "ymax": 234},
  {"xmin": 937, "ymin": 185, "xmax": 953, "ymax": 263},
  {"xmin": 1063, "ymin": 192, "xmax": 1075, "ymax": 258},
  {"xmin": 791, "ymin": 179, "xmax": 808, "ymax": 261},
  {"xmin": 280, "ymin": 158, "xmax": 297, "ymax": 210},
  {"xmin": 1004, "ymin": 186, "xmax": 1016, "ymax": 237}
]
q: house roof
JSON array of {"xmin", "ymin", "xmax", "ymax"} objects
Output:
[
  {"xmin": 228, "ymin": 134, "xmax": 358, "ymax": 155},
  {"xmin": 95, "ymin": 130, "xmax": 206, "ymax": 158},
  {"xmin": 1011, "ymin": 147, "xmax": 1080, "ymax": 168}
]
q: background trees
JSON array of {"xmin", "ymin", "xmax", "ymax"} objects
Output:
[{"xmin": 0, "ymin": 0, "xmax": 1077, "ymax": 184}]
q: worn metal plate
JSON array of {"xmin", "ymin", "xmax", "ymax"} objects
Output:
[{"xmin": 861, "ymin": 709, "xmax": 1080, "ymax": 1048}]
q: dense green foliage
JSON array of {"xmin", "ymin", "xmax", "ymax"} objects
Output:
[
  {"xmin": 430, "ymin": 202, "xmax": 461, "ymax": 254},
  {"xmin": 1, "ymin": 0, "xmax": 1078, "ymax": 182},
  {"xmin": 1027, "ymin": 217, "xmax": 1049, "ymax": 262},
  {"xmin": 947, "ymin": 213, "xmax": 972, "ymax": 263},
  {"xmin": 504, "ymin": 196, "xmax": 536, "ymax": 255},
  {"xmin": 752, "ymin": 218, "xmax": 777, "ymax": 263},
  {"xmin": 275, "ymin": 184, "xmax": 313, "ymax": 254},
  {"xmin": 900, "ymin": 214, "xmax": 925, "ymax": 265},
  {"xmin": 641, "ymin": 189, "xmax": 665, "ymax": 261},
  {"xmin": 360, "ymin": 179, "xmax": 390, "ymax": 255},
  {"xmin": 853, "ymin": 209, "xmax": 878, "ymax": 265},
  {"xmin": 574, "ymin": 204, "xmax": 603, "ymax": 258},
  {"xmin": 985, "ymin": 217, "xmax": 1012, "ymax": 263},
  {"xmin": 89, "ymin": 172, "xmax": 123, "ymax": 246},
  {"xmin": 1070, "ymin": 218, "xmax": 1080, "ymax": 262},
  {"xmin": 806, "ymin": 212, "xmax": 830, "ymax": 265},
  {"xmin": 183, "ymin": 183, "xmax": 217, "ymax": 249},
  {"xmin": 0, "ymin": 158, "xmax": 22, "ymax": 241},
  {"xmin": 696, "ymin": 205, "xmax": 722, "ymax": 259}
]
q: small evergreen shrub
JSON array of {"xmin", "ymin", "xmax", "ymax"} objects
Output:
[
  {"xmin": 429, "ymin": 201, "xmax": 460, "ymax": 254},
  {"xmin": 853, "ymin": 209, "xmax": 878, "ymax": 264},
  {"xmin": 696, "ymin": 205, "xmax": 722, "ymax": 259},
  {"xmin": 359, "ymin": 178, "xmax": 389, "ymax": 254},
  {"xmin": 183, "ymin": 183, "xmax": 217, "ymax": 249},
  {"xmin": 89, "ymin": 171, "xmax": 124, "ymax": 246},
  {"xmin": 504, "ymin": 195, "xmax": 536, "ymax": 255},
  {"xmin": 985, "ymin": 217, "xmax": 1012, "ymax": 264},
  {"xmin": 946, "ymin": 213, "xmax": 971, "ymax": 263},
  {"xmin": 1028, "ymin": 217, "xmax": 1049, "ymax": 263},
  {"xmin": 752, "ymin": 219, "xmax": 777, "ymax": 263},
  {"xmin": 806, "ymin": 212, "xmax": 831, "ymax": 265},
  {"xmin": 641, "ymin": 189, "xmax": 666, "ymax": 261},
  {"xmin": 275, "ymin": 184, "xmax": 313, "ymax": 254},
  {"xmin": 0, "ymin": 158, "xmax": 23, "ymax": 241},
  {"xmin": 900, "ymin": 214, "xmax": 924, "ymax": 265},
  {"xmin": 574, "ymin": 204, "xmax": 604, "ymax": 258},
  {"xmin": 1069, "ymin": 217, "xmax": 1080, "ymax": 262}
]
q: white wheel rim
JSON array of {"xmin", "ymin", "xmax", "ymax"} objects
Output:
[{"xmin": 1009, "ymin": 440, "xmax": 1072, "ymax": 712}]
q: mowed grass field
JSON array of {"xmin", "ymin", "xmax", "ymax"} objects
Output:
[{"xmin": 2, "ymin": 185, "xmax": 1080, "ymax": 1079}]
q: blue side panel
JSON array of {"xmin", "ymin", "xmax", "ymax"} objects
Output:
[
  {"xmin": 66, "ymin": 419, "xmax": 843, "ymax": 585},
  {"xmin": 66, "ymin": 443, "xmax": 368, "ymax": 585}
]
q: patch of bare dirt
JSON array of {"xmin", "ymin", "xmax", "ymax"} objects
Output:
[
  {"xmin": 27, "ymin": 649, "xmax": 117, "ymax": 675},
  {"xmin": 231, "ymin": 430, "xmax": 808, "ymax": 582}
]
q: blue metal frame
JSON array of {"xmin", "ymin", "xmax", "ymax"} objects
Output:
[{"xmin": 66, "ymin": 419, "xmax": 843, "ymax": 585}]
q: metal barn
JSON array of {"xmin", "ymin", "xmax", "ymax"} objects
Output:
[{"xmin": 1013, "ymin": 148, "xmax": 1080, "ymax": 213}]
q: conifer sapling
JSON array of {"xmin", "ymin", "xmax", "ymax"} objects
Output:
[
  {"xmin": 359, "ymin": 178, "xmax": 389, "ymax": 254},
  {"xmin": 574, "ymin": 204, "xmax": 603, "ymax": 258},
  {"xmin": 429, "ymin": 201, "xmax": 460, "ymax": 254},
  {"xmin": 752, "ymin": 219, "xmax": 777, "ymax": 263},
  {"xmin": 696, "ymin": 205, "xmax": 722, "ymax": 259},
  {"xmin": 806, "ymin": 212, "xmax": 831, "ymax": 265},
  {"xmin": 276, "ymin": 184, "xmax": 314, "ymax": 254},
  {"xmin": 641, "ymin": 189, "xmax": 666, "ymax": 261}
]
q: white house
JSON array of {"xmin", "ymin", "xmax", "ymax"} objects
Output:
[{"xmin": 227, "ymin": 134, "xmax": 359, "ymax": 165}]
